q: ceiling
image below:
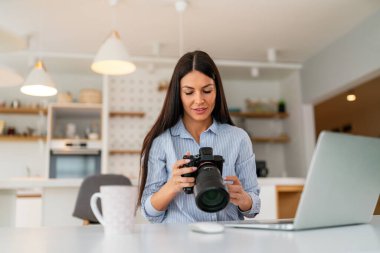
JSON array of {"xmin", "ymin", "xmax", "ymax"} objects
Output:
[{"xmin": 1, "ymin": 0, "xmax": 380, "ymax": 79}]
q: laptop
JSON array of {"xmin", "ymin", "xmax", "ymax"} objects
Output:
[{"xmin": 223, "ymin": 131, "xmax": 380, "ymax": 230}]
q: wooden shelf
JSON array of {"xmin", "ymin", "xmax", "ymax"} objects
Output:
[
  {"xmin": 158, "ymin": 82, "xmax": 169, "ymax": 91},
  {"xmin": 109, "ymin": 149, "xmax": 141, "ymax": 155},
  {"xmin": 230, "ymin": 111, "xmax": 288, "ymax": 119},
  {"xmin": 0, "ymin": 107, "xmax": 47, "ymax": 115},
  {"xmin": 252, "ymin": 135, "xmax": 290, "ymax": 143},
  {"xmin": 0, "ymin": 135, "xmax": 46, "ymax": 141},
  {"xmin": 109, "ymin": 111, "xmax": 145, "ymax": 117}
]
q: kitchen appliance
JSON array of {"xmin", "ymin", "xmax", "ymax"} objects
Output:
[
  {"xmin": 49, "ymin": 140, "xmax": 101, "ymax": 178},
  {"xmin": 255, "ymin": 160, "xmax": 269, "ymax": 177}
]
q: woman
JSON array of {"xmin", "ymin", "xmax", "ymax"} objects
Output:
[{"xmin": 138, "ymin": 50, "xmax": 260, "ymax": 223}]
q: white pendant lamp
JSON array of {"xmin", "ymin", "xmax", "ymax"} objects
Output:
[
  {"xmin": 20, "ymin": 59, "xmax": 57, "ymax": 97},
  {"xmin": 0, "ymin": 66, "xmax": 24, "ymax": 87},
  {"xmin": 91, "ymin": 31, "xmax": 136, "ymax": 76}
]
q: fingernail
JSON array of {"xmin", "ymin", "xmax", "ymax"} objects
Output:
[
  {"xmin": 224, "ymin": 180, "xmax": 234, "ymax": 185},
  {"xmin": 192, "ymin": 167, "xmax": 197, "ymax": 171},
  {"xmin": 185, "ymin": 159, "xmax": 191, "ymax": 163}
]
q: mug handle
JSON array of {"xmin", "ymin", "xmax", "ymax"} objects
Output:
[{"xmin": 90, "ymin": 192, "xmax": 106, "ymax": 225}]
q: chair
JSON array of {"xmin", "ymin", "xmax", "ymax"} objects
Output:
[{"xmin": 72, "ymin": 174, "xmax": 132, "ymax": 225}]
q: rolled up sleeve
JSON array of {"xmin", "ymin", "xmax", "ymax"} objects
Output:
[
  {"xmin": 141, "ymin": 137, "xmax": 169, "ymax": 223},
  {"xmin": 235, "ymin": 132, "xmax": 261, "ymax": 218}
]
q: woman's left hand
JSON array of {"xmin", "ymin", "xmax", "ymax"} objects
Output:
[{"xmin": 224, "ymin": 176, "xmax": 253, "ymax": 212}]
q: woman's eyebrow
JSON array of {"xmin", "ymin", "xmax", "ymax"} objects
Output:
[
  {"xmin": 202, "ymin": 84, "xmax": 214, "ymax": 89},
  {"xmin": 181, "ymin": 84, "xmax": 214, "ymax": 89}
]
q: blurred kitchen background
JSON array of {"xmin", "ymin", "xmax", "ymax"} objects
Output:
[{"xmin": 0, "ymin": 0, "xmax": 379, "ymax": 227}]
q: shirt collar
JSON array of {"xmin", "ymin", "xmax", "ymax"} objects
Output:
[{"xmin": 170, "ymin": 118, "xmax": 219, "ymax": 138}]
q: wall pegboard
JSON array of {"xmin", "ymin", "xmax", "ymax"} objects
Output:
[{"xmin": 106, "ymin": 69, "xmax": 172, "ymax": 183}]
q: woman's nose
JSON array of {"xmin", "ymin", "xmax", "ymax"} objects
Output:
[{"xmin": 194, "ymin": 93, "xmax": 205, "ymax": 104}]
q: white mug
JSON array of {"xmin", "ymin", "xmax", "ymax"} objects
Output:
[{"xmin": 90, "ymin": 185, "xmax": 137, "ymax": 234}]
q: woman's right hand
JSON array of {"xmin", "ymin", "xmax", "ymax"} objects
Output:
[
  {"xmin": 150, "ymin": 152, "xmax": 198, "ymax": 212},
  {"xmin": 168, "ymin": 152, "xmax": 197, "ymax": 193}
]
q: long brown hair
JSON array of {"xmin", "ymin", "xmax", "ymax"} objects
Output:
[{"xmin": 137, "ymin": 50, "xmax": 234, "ymax": 206}]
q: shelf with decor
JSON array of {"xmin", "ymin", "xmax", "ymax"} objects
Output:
[
  {"xmin": 109, "ymin": 111, "xmax": 145, "ymax": 117},
  {"xmin": 0, "ymin": 135, "xmax": 46, "ymax": 142},
  {"xmin": 109, "ymin": 149, "xmax": 141, "ymax": 155},
  {"xmin": 230, "ymin": 111, "xmax": 290, "ymax": 144},
  {"xmin": 230, "ymin": 111, "xmax": 288, "ymax": 119},
  {"xmin": 0, "ymin": 107, "xmax": 47, "ymax": 115},
  {"xmin": 252, "ymin": 135, "xmax": 290, "ymax": 143},
  {"xmin": 0, "ymin": 106, "xmax": 47, "ymax": 142}
]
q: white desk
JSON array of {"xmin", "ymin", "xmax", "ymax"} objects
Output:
[{"xmin": 0, "ymin": 216, "xmax": 379, "ymax": 253}]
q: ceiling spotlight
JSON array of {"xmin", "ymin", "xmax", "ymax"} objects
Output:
[
  {"xmin": 250, "ymin": 67, "xmax": 259, "ymax": 78},
  {"xmin": 346, "ymin": 94, "xmax": 356, "ymax": 102}
]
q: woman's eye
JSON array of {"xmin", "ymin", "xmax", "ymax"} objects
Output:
[
  {"xmin": 203, "ymin": 90, "xmax": 212, "ymax": 94},
  {"xmin": 184, "ymin": 92, "xmax": 193, "ymax": 95}
]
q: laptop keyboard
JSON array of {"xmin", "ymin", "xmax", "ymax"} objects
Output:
[{"xmin": 222, "ymin": 219, "xmax": 294, "ymax": 225}]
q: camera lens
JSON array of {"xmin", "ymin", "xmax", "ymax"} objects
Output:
[
  {"xmin": 194, "ymin": 163, "xmax": 229, "ymax": 213},
  {"xmin": 199, "ymin": 189, "xmax": 226, "ymax": 207}
]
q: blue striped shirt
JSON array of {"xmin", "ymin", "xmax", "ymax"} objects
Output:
[{"xmin": 141, "ymin": 118, "xmax": 261, "ymax": 223}]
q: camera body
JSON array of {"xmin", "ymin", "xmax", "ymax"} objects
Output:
[
  {"xmin": 181, "ymin": 147, "xmax": 229, "ymax": 213},
  {"xmin": 182, "ymin": 147, "xmax": 224, "ymax": 194}
]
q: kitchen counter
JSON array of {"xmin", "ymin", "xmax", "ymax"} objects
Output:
[
  {"xmin": 257, "ymin": 177, "xmax": 305, "ymax": 186},
  {"xmin": 0, "ymin": 178, "xmax": 83, "ymax": 189},
  {"xmin": 0, "ymin": 178, "xmax": 83, "ymax": 227}
]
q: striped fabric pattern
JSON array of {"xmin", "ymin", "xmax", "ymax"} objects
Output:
[{"xmin": 141, "ymin": 118, "xmax": 261, "ymax": 223}]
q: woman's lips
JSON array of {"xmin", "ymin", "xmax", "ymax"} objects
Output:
[{"xmin": 193, "ymin": 108, "xmax": 207, "ymax": 114}]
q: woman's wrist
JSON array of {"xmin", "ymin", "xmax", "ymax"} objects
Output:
[
  {"xmin": 238, "ymin": 192, "xmax": 253, "ymax": 212},
  {"xmin": 151, "ymin": 181, "xmax": 179, "ymax": 211}
]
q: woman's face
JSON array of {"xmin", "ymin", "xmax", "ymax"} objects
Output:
[{"xmin": 180, "ymin": 70, "xmax": 216, "ymax": 124}]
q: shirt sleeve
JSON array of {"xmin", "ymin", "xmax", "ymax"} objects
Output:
[
  {"xmin": 235, "ymin": 131, "xmax": 261, "ymax": 218},
  {"xmin": 140, "ymin": 136, "xmax": 168, "ymax": 223}
]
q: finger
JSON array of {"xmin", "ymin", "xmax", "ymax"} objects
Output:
[
  {"xmin": 224, "ymin": 176, "xmax": 241, "ymax": 185},
  {"xmin": 185, "ymin": 151, "xmax": 191, "ymax": 156},
  {"xmin": 179, "ymin": 182, "xmax": 195, "ymax": 188},
  {"xmin": 229, "ymin": 192, "xmax": 243, "ymax": 200},
  {"xmin": 173, "ymin": 158, "xmax": 192, "ymax": 170},
  {"xmin": 175, "ymin": 167, "xmax": 196, "ymax": 176},
  {"xmin": 227, "ymin": 184, "xmax": 243, "ymax": 193},
  {"xmin": 178, "ymin": 176, "xmax": 195, "ymax": 183}
]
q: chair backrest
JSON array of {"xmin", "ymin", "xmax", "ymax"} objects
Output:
[{"xmin": 72, "ymin": 174, "xmax": 132, "ymax": 224}]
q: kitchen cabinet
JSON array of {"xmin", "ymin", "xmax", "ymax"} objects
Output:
[
  {"xmin": 256, "ymin": 179, "xmax": 380, "ymax": 220},
  {"xmin": 46, "ymin": 104, "xmax": 103, "ymax": 179},
  {"xmin": 254, "ymin": 178, "xmax": 305, "ymax": 220},
  {"xmin": 0, "ymin": 107, "xmax": 47, "ymax": 141},
  {"xmin": 48, "ymin": 103, "xmax": 102, "ymax": 140}
]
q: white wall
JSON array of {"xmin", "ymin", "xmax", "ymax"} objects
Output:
[
  {"xmin": 280, "ymin": 71, "xmax": 308, "ymax": 177},
  {"xmin": 301, "ymin": 11, "xmax": 380, "ymax": 104}
]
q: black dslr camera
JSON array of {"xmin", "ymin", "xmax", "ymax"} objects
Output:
[{"xmin": 181, "ymin": 147, "xmax": 230, "ymax": 213}]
